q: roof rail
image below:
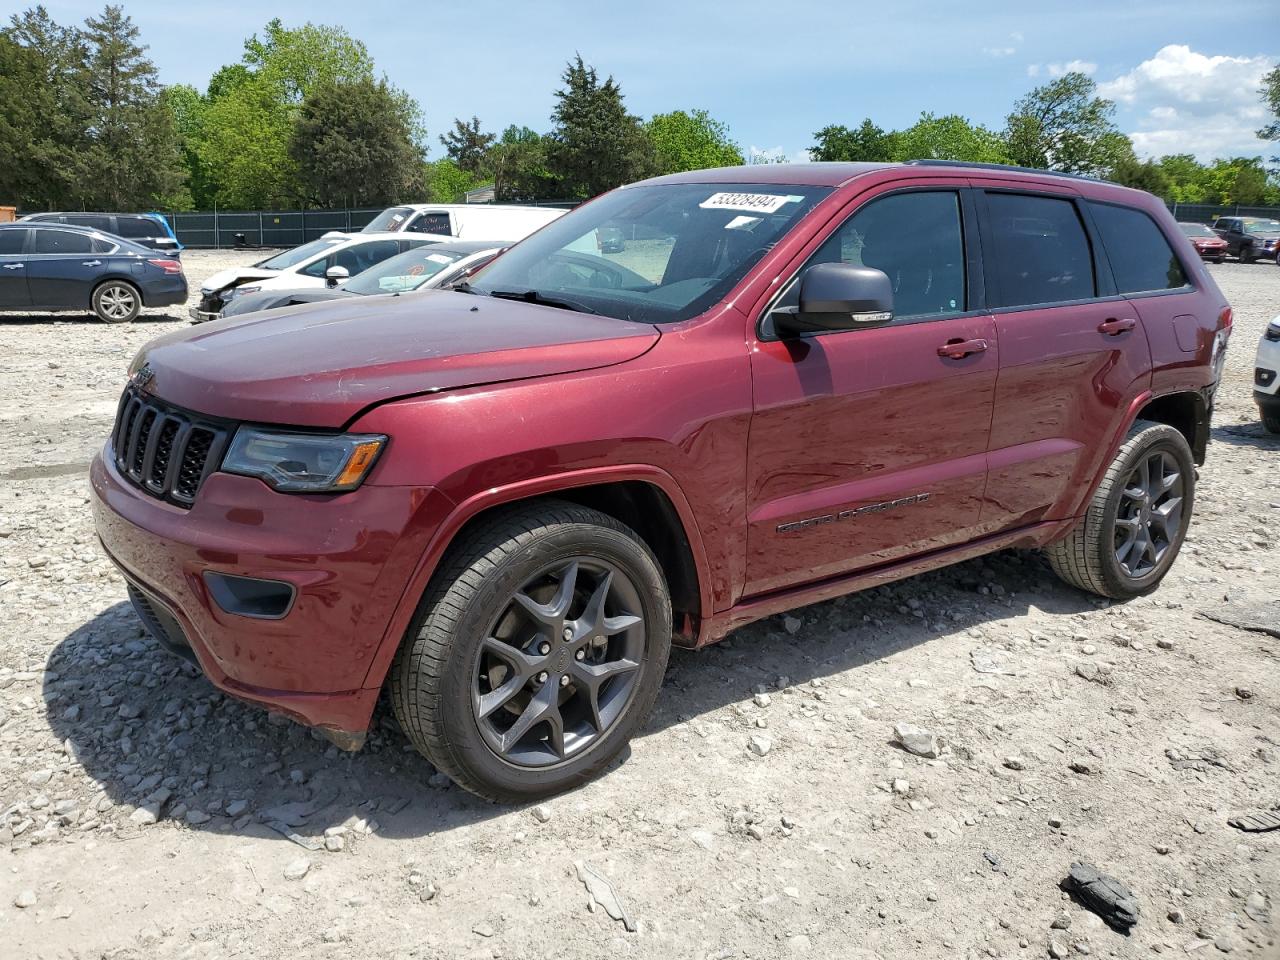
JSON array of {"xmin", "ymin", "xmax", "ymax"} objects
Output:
[{"xmin": 903, "ymin": 159, "xmax": 1114, "ymax": 185}]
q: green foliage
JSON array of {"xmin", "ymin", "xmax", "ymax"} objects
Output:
[
  {"xmin": 1004, "ymin": 73, "xmax": 1128, "ymax": 176},
  {"xmin": 242, "ymin": 18, "xmax": 374, "ymax": 105},
  {"xmin": 647, "ymin": 109, "xmax": 743, "ymax": 174},
  {"xmin": 440, "ymin": 116, "xmax": 496, "ymax": 176},
  {"xmin": 887, "ymin": 112, "xmax": 1008, "ymax": 163},
  {"xmin": 424, "ymin": 158, "xmax": 483, "ymax": 203},
  {"xmin": 1110, "ymin": 156, "xmax": 1169, "ymax": 196},
  {"xmin": 490, "ymin": 125, "xmax": 559, "ymax": 201},
  {"xmin": 0, "ymin": 5, "xmax": 182, "ymax": 209},
  {"xmin": 290, "ymin": 77, "xmax": 424, "ymax": 207},
  {"xmin": 810, "ymin": 120, "xmax": 892, "ymax": 162},
  {"xmin": 547, "ymin": 55, "xmax": 654, "ymax": 199},
  {"xmin": 197, "ymin": 76, "xmax": 296, "ymax": 208},
  {"xmin": 1260, "ymin": 64, "xmax": 1280, "ymax": 151}
]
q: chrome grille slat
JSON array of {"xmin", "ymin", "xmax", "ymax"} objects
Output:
[{"xmin": 109, "ymin": 386, "xmax": 235, "ymax": 508}]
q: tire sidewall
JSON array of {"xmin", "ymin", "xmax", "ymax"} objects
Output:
[
  {"xmin": 93, "ymin": 281, "xmax": 140, "ymax": 323},
  {"xmin": 1097, "ymin": 427, "xmax": 1195, "ymax": 596},
  {"xmin": 433, "ymin": 523, "xmax": 671, "ymax": 798}
]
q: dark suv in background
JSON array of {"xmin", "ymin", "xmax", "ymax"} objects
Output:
[
  {"xmin": 93, "ymin": 161, "xmax": 1231, "ymax": 802},
  {"xmin": 1212, "ymin": 216, "xmax": 1280, "ymax": 262},
  {"xmin": 21, "ymin": 212, "xmax": 183, "ymax": 258}
]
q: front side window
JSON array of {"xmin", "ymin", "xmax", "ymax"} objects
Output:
[
  {"xmin": 1089, "ymin": 202, "xmax": 1187, "ymax": 293},
  {"xmin": 769, "ymin": 190, "xmax": 967, "ymax": 327},
  {"xmin": 985, "ymin": 193, "xmax": 1095, "ymax": 307},
  {"xmin": 0, "ymin": 229, "xmax": 27, "ymax": 255},
  {"xmin": 407, "ymin": 213, "xmax": 453, "ymax": 235},
  {"xmin": 468, "ymin": 182, "xmax": 832, "ymax": 324},
  {"xmin": 332, "ymin": 240, "xmax": 401, "ymax": 274},
  {"xmin": 34, "ymin": 229, "xmax": 93, "ymax": 254}
]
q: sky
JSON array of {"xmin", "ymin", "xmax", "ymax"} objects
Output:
[{"xmin": 30, "ymin": 0, "xmax": 1280, "ymax": 164}]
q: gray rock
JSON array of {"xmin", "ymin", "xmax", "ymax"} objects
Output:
[
  {"xmin": 185, "ymin": 809, "xmax": 211, "ymax": 825},
  {"xmin": 14, "ymin": 890, "xmax": 36, "ymax": 909},
  {"xmin": 224, "ymin": 799, "xmax": 248, "ymax": 817},
  {"xmin": 748, "ymin": 734, "xmax": 772, "ymax": 757},
  {"xmin": 531, "ymin": 804, "xmax": 552, "ymax": 823},
  {"xmin": 894, "ymin": 722, "xmax": 940, "ymax": 758},
  {"xmin": 283, "ymin": 857, "xmax": 311, "ymax": 880}
]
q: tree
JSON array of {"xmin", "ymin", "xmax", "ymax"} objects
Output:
[
  {"xmin": 163, "ymin": 83, "xmax": 211, "ymax": 208},
  {"xmin": 79, "ymin": 5, "xmax": 185, "ymax": 209},
  {"xmin": 489, "ymin": 125, "xmax": 559, "ymax": 201},
  {"xmin": 646, "ymin": 109, "xmax": 743, "ymax": 174},
  {"xmin": 1004, "ymin": 73, "xmax": 1131, "ymax": 176},
  {"xmin": 290, "ymin": 77, "xmax": 423, "ymax": 206},
  {"xmin": 1259, "ymin": 64, "xmax": 1280, "ymax": 159},
  {"xmin": 810, "ymin": 120, "xmax": 892, "ymax": 162},
  {"xmin": 424, "ymin": 158, "xmax": 482, "ymax": 203},
  {"xmin": 197, "ymin": 77, "xmax": 295, "ymax": 208},
  {"xmin": 887, "ymin": 113, "xmax": 1008, "ymax": 163},
  {"xmin": 440, "ymin": 116, "xmax": 495, "ymax": 176},
  {"xmin": 1110, "ymin": 156, "xmax": 1169, "ymax": 196},
  {"xmin": 242, "ymin": 18, "xmax": 374, "ymax": 105},
  {"xmin": 0, "ymin": 35, "xmax": 61, "ymax": 206},
  {"xmin": 547, "ymin": 55, "xmax": 653, "ymax": 199}
]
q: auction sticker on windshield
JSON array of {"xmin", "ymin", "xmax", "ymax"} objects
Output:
[{"xmin": 699, "ymin": 192, "xmax": 801, "ymax": 214}]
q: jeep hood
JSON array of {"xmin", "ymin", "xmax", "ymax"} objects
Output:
[
  {"xmin": 133, "ymin": 290, "xmax": 661, "ymax": 426},
  {"xmin": 202, "ymin": 266, "xmax": 281, "ymax": 292}
]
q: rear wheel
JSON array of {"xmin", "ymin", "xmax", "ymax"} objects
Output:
[
  {"xmin": 92, "ymin": 280, "xmax": 141, "ymax": 323},
  {"xmin": 1046, "ymin": 420, "xmax": 1195, "ymax": 600},
  {"xmin": 390, "ymin": 501, "xmax": 672, "ymax": 802},
  {"xmin": 1263, "ymin": 413, "xmax": 1280, "ymax": 435}
]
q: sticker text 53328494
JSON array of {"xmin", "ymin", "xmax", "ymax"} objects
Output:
[{"xmin": 699, "ymin": 192, "xmax": 800, "ymax": 215}]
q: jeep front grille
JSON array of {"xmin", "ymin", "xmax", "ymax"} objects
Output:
[{"xmin": 111, "ymin": 386, "xmax": 234, "ymax": 507}]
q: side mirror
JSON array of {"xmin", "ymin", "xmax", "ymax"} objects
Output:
[
  {"xmin": 324, "ymin": 265, "xmax": 350, "ymax": 288},
  {"xmin": 773, "ymin": 262, "xmax": 894, "ymax": 338}
]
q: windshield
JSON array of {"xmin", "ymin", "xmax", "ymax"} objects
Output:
[
  {"xmin": 343, "ymin": 247, "xmax": 465, "ymax": 295},
  {"xmin": 361, "ymin": 207, "xmax": 414, "ymax": 233},
  {"xmin": 1241, "ymin": 218, "xmax": 1280, "ymax": 234},
  {"xmin": 256, "ymin": 237, "xmax": 344, "ymax": 271},
  {"xmin": 1179, "ymin": 223, "xmax": 1216, "ymax": 237},
  {"xmin": 467, "ymin": 182, "xmax": 832, "ymax": 324}
]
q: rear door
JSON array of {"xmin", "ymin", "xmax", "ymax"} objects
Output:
[
  {"xmin": 976, "ymin": 187, "xmax": 1152, "ymax": 532},
  {"xmin": 0, "ymin": 228, "xmax": 31, "ymax": 307},
  {"xmin": 745, "ymin": 183, "xmax": 997, "ymax": 596},
  {"xmin": 26, "ymin": 227, "xmax": 108, "ymax": 307}
]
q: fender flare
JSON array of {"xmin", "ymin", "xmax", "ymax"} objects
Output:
[{"xmin": 358, "ymin": 463, "xmax": 713, "ymax": 690}]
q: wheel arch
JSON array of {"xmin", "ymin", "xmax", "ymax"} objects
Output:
[
  {"xmin": 361, "ymin": 466, "xmax": 712, "ymax": 693},
  {"xmin": 92, "ymin": 274, "xmax": 145, "ymax": 306},
  {"xmin": 1133, "ymin": 390, "xmax": 1209, "ymax": 465}
]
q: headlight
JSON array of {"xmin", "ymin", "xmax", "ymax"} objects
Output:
[{"xmin": 222, "ymin": 429, "xmax": 387, "ymax": 492}]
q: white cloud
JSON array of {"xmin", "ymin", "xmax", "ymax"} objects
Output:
[
  {"xmin": 1028, "ymin": 59, "xmax": 1097, "ymax": 79},
  {"xmin": 983, "ymin": 33, "xmax": 1022, "ymax": 58},
  {"xmin": 748, "ymin": 145, "xmax": 811, "ymax": 164},
  {"xmin": 1098, "ymin": 45, "xmax": 1272, "ymax": 160}
]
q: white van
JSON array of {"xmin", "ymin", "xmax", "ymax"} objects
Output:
[{"xmin": 360, "ymin": 204, "xmax": 565, "ymax": 240}]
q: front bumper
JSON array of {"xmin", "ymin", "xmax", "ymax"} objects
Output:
[
  {"xmin": 188, "ymin": 306, "xmax": 219, "ymax": 323},
  {"xmin": 91, "ymin": 446, "xmax": 453, "ymax": 741}
]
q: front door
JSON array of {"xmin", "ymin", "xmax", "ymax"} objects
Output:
[
  {"xmin": 976, "ymin": 188, "xmax": 1153, "ymax": 531},
  {"xmin": 26, "ymin": 227, "xmax": 106, "ymax": 307},
  {"xmin": 0, "ymin": 228, "xmax": 31, "ymax": 307},
  {"xmin": 745, "ymin": 187, "xmax": 998, "ymax": 597}
]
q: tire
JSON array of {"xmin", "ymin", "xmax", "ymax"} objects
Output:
[
  {"xmin": 92, "ymin": 280, "xmax": 141, "ymax": 323},
  {"xmin": 390, "ymin": 500, "xmax": 672, "ymax": 802},
  {"xmin": 1045, "ymin": 420, "xmax": 1195, "ymax": 600},
  {"xmin": 1263, "ymin": 413, "xmax": 1280, "ymax": 435},
  {"xmin": 1239, "ymin": 246, "xmax": 1255, "ymax": 264}
]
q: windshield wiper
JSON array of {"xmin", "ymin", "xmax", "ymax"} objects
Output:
[
  {"xmin": 488, "ymin": 289, "xmax": 598, "ymax": 314},
  {"xmin": 449, "ymin": 281, "xmax": 478, "ymax": 294}
]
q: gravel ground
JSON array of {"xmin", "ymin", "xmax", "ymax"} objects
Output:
[{"xmin": 0, "ymin": 251, "xmax": 1276, "ymax": 960}]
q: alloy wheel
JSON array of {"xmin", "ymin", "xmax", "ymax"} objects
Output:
[
  {"xmin": 1114, "ymin": 449, "xmax": 1185, "ymax": 579},
  {"xmin": 472, "ymin": 558, "xmax": 646, "ymax": 767},
  {"xmin": 98, "ymin": 284, "xmax": 137, "ymax": 320}
]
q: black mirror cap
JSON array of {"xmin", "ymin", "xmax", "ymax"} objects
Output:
[{"xmin": 776, "ymin": 263, "xmax": 895, "ymax": 337}]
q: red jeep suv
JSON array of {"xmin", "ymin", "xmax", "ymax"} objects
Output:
[{"xmin": 92, "ymin": 162, "xmax": 1231, "ymax": 801}]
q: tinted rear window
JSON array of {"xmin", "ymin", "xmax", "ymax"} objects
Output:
[
  {"xmin": 985, "ymin": 193, "xmax": 1095, "ymax": 307},
  {"xmin": 66, "ymin": 214, "xmax": 112, "ymax": 231},
  {"xmin": 1089, "ymin": 202, "xmax": 1187, "ymax": 293},
  {"xmin": 114, "ymin": 216, "xmax": 160, "ymax": 239}
]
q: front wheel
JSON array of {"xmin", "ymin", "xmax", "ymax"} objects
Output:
[
  {"xmin": 390, "ymin": 500, "xmax": 672, "ymax": 802},
  {"xmin": 92, "ymin": 280, "xmax": 141, "ymax": 323},
  {"xmin": 1263, "ymin": 413, "xmax": 1280, "ymax": 435},
  {"xmin": 1045, "ymin": 420, "xmax": 1195, "ymax": 600}
]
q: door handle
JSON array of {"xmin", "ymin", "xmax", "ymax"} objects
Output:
[
  {"xmin": 937, "ymin": 338, "xmax": 989, "ymax": 359},
  {"xmin": 2, "ymin": 263, "xmax": 23, "ymax": 270},
  {"xmin": 82, "ymin": 260, "xmax": 102, "ymax": 267},
  {"xmin": 1098, "ymin": 317, "xmax": 1137, "ymax": 336}
]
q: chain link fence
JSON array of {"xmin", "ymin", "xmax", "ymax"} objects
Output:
[{"xmin": 1165, "ymin": 202, "xmax": 1280, "ymax": 223}]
